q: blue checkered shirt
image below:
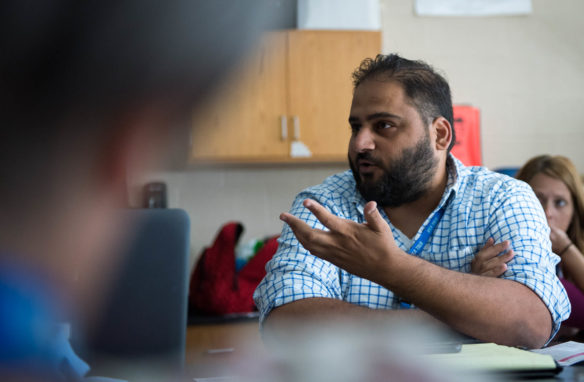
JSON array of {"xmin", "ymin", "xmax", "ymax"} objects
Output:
[{"xmin": 254, "ymin": 156, "xmax": 571, "ymax": 337}]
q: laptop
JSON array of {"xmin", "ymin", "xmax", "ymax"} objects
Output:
[{"xmin": 73, "ymin": 208, "xmax": 190, "ymax": 379}]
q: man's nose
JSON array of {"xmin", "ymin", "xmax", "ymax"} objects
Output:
[{"xmin": 352, "ymin": 127, "xmax": 375, "ymax": 152}]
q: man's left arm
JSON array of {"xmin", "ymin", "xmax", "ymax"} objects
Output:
[{"xmin": 280, "ymin": 198, "xmax": 560, "ymax": 349}]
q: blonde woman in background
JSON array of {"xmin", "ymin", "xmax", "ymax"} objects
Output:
[{"xmin": 473, "ymin": 155, "xmax": 584, "ymax": 330}]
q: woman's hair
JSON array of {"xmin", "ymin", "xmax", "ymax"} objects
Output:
[{"xmin": 516, "ymin": 155, "xmax": 584, "ymax": 252}]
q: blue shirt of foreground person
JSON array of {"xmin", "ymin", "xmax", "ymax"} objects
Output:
[{"xmin": 254, "ymin": 54, "xmax": 570, "ymax": 349}]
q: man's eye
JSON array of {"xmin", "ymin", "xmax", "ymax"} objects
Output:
[{"xmin": 377, "ymin": 121, "xmax": 394, "ymax": 130}]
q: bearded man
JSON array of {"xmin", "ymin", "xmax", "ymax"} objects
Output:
[{"xmin": 254, "ymin": 54, "xmax": 570, "ymax": 349}]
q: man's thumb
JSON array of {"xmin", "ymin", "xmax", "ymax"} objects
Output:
[{"xmin": 364, "ymin": 201, "xmax": 384, "ymax": 231}]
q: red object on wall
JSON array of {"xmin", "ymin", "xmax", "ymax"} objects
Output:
[{"xmin": 451, "ymin": 105, "xmax": 481, "ymax": 166}]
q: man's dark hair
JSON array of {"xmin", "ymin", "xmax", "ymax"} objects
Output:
[{"xmin": 352, "ymin": 54, "xmax": 455, "ymax": 151}]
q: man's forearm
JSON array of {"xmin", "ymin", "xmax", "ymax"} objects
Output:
[
  {"xmin": 264, "ymin": 297, "xmax": 446, "ymax": 334},
  {"xmin": 264, "ymin": 255, "xmax": 553, "ymax": 349},
  {"xmin": 384, "ymin": 253, "xmax": 552, "ymax": 348}
]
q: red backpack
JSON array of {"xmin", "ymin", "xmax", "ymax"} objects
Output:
[{"xmin": 189, "ymin": 222, "xmax": 278, "ymax": 315}]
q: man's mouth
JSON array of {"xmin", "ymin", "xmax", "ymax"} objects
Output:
[{"xmin": 357, "ymin": 159, "xmax": 377, "ymax": 174}]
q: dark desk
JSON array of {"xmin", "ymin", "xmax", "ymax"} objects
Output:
[
  {"xmin": 185, "ymin": 320, "xmax": 584, "ymax": 381},
  {"xmin": 186, "ymin": 314, "xmax": 263, "ymax": 379},
  {"xmin": 537, "ymin": 365, "xmax": 584, "ymax": 381}
]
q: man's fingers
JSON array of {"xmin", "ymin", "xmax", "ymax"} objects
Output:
[
  {"xmin": 364, "ymin": 201, "xmax": 387, "ymax": 232},
  {"xmin": 499, "ymin": 249, "xmax": 515, "ymax": 263},
  {"xmin": 280, "ymin": 211, "xmax": 332, "ymax": 256},
  {"xmin": 476, "ymin": 238, "xmax": 495, "ymax": 260},
  {"xmin": 477, "ymin": 240, "xmax": 510, "ymax": 260},
  {"xmin": 472, "ymin": 239, "xmax": 513, "ymax": 277},
  {"xmin": 481, "ymin": 237, "xmax": 495, "ymax": 250},
  {"xmin": 280, "ymin": 212, "xmax": 318, "ymax": 247},
  {"xmin": 483, "ymin": 263, "xmax": 508, "ymax": 277},
  {"xmin": 302, "ymin": 199, "xmax": 344, "ymax": 232},
  {"xmin": 280, "ymin": 212, "xmax": 308, "ymax": 234},
  {"xmin": 492, "ymin": 240, "xmax": 510, "ymax": 253},
  {"xmin": 480, "ymin": 249, "xmax": 515, "ymax": 277}
]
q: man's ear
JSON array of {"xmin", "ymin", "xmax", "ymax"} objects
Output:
[{"xmin": 432, "ymin": 116, "xmax": 452, "ymax": 151}]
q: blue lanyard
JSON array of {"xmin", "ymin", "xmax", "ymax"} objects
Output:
[
  {"xmin": 398, "ymin": 192, "xmax": 453, "ymax": 307},
  {"xmin": 408, "ymin": 205, "xmax": 447, "ymax": 255}
]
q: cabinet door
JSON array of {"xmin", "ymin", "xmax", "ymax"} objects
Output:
[
  {"xmin": 286, "ymin": 31, "xmax": 381, "ymax": 161},
  {"xmin": 190, "ymin": 32, "xmax": 289, "ymax": 162}
]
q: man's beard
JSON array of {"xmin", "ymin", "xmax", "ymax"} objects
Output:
[{"xmin": 349, "ymin": 133, "xmax": 438, "ymax": 208}]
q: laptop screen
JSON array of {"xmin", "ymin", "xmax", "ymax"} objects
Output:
[{"xmin": 73, "ymin": 208, "xmax": 190, "ymax": 378}]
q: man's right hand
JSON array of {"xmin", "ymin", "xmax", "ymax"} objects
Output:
[
  {"xmin": 470, "ymin": 238, "xmax": 515, "ymax": 277},
  {"xmin": 279, "ymin": 199, "xmax": 403, "ymax": 287}
]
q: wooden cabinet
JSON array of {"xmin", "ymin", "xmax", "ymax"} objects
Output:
[{"xmin": 190, "ymin": 30, "xmax": 381, "ymax": 163}]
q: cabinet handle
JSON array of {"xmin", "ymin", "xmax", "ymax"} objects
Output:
[
  {"xmin": 280, "ymin": 115, "xmax": 287, "ymax": 141},
  {"xmin": 293, "ymin": 116, "xmax": 300, "ymax": 140}
]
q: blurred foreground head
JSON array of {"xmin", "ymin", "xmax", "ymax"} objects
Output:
[{"xmin": 0, "ymin": 0, "xmax": 280, "ymax": 314}]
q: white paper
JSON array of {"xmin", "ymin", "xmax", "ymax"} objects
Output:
[
  {"xmin": 415, "ymin": 0, "xmax": 532, "ymax": 17},
  {"xmin": 532, "ymin": 341, "xmax": 584, "ymax": 366},
  {"xmin": 298, "ymin": 0, "xmax": 381, "ymax": 30}
]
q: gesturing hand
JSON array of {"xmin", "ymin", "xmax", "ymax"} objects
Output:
[
  {"xmin": 470, "ymin": 238, "xmax": 514, "ymax": 277},
  {"xmin": 279, "ymin": 199, "xmax": 403, "ymax": 285}
]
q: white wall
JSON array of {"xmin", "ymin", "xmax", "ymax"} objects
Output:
[
  {"xmin": 134, "ymin": 0, "xmax": 584, "ymax": 266},
  {"xmin": 379, "ymin": 0, "xmax": 584, "ymax": 169},
  {"xmin": 130, "ymin": 165, "xmax": 347, "ymax": 269}
]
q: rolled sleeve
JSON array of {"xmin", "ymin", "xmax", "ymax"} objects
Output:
[{"xmin": 488, "ymin": 180, "xmax": 571, "ymax": 341}]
